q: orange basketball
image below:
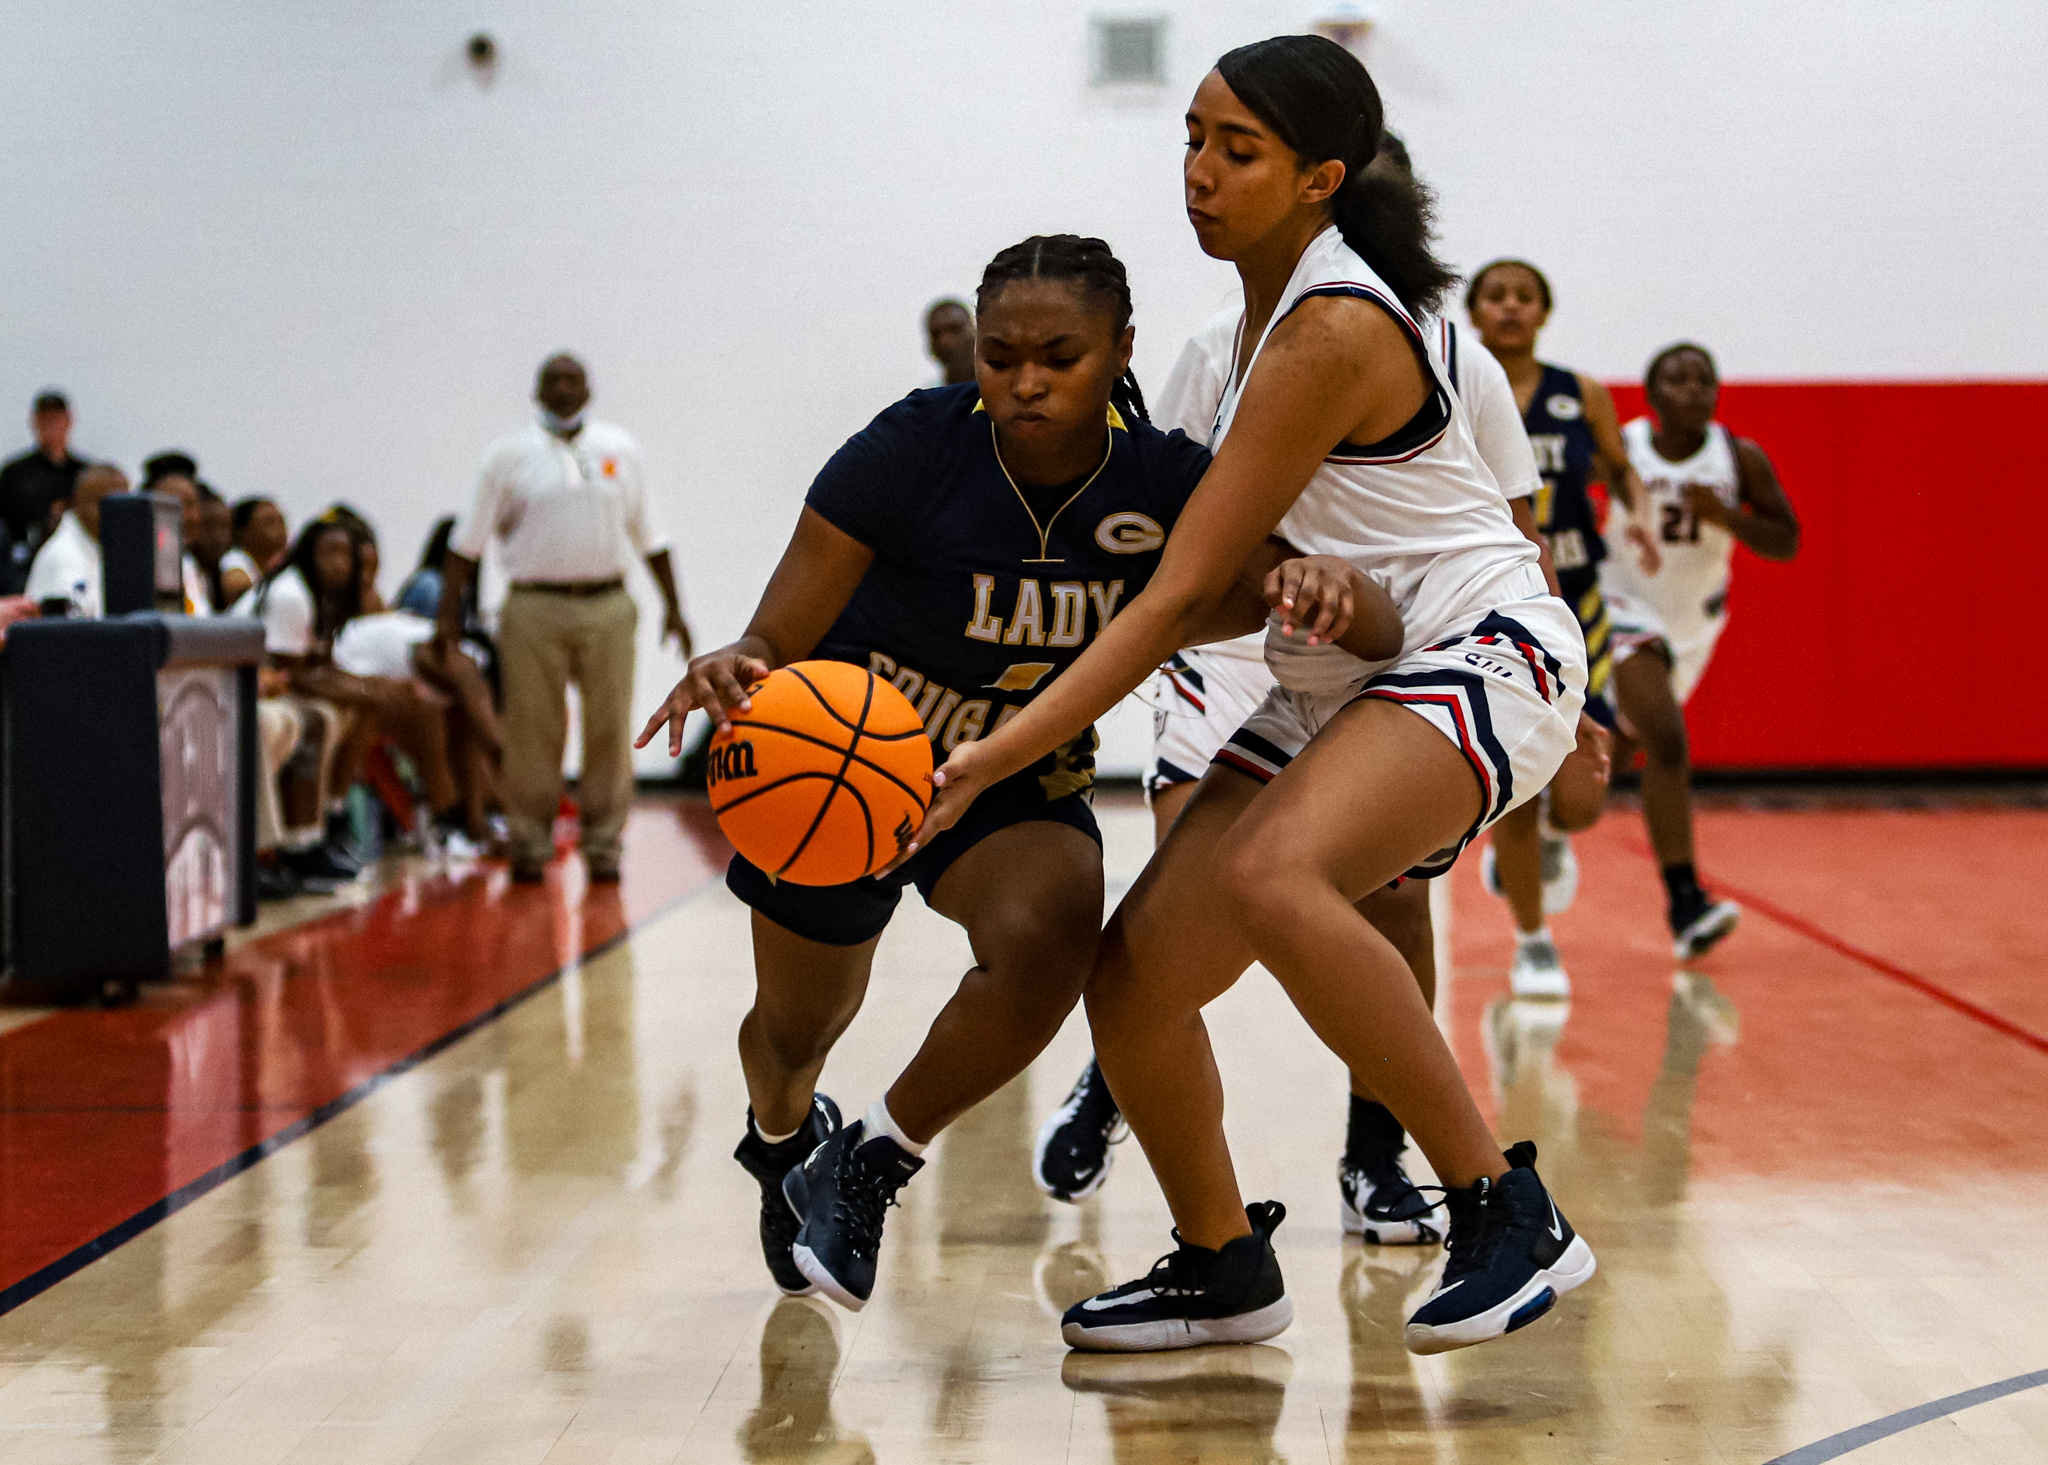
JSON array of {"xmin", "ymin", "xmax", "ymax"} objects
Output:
[{"xmin": 706, "ymin": 661, "xmax": 934, "ymax": 885}]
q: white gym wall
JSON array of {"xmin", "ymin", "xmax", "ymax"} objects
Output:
[{"xmin": 5, "ymin": 1, "xmax": 2044, "ymax": 773}]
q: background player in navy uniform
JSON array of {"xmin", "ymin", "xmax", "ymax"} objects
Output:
[
  {"xmin": 636, "ymin": 235, "xmax": 1400, "ymax": 1313},
  {"xmin": 1465, "ymin": 258, "xmax": 1657, "ymax": 998}
]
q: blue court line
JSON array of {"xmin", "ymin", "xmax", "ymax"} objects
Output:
[
  {"xmin": 0, "ymin": 887, "xmax": 701, "ymax": 1319},
  {"xmin": 1764, "ymin": 1367, "xmax": 2048, "ymax": 1463}
]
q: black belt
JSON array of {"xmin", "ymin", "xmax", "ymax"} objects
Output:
[{"xmin": 511, "ymin": 578, "xmax": 624, "ymax": 598}]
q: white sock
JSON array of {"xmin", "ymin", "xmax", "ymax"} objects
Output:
[
  {"xmin": 1517, "ymin": 925, "xmax": 1553, "ymax": 949},
  {"xmin": 753, "ymin": 1115, "xmax": 802, "ymax": 1146},
  {"xmin": 864, "ymin": 1099, "xmax": 928, "ymax": 1157}
]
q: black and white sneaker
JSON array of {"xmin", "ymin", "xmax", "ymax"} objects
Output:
[
  {"xmin": 732, "ymin": 1095, "xmax": 841, "ymax": 1296},
  {"xmin": 1034, "ymin": 1059, "xmax": 1127, "ymax": 1202},
  {"xmin": 1672, "ymin": 895, "xmax": 1742, "ymax": 960},
  {"xmin": 1404, "ymin": 1142, "xmax": 1595, "ymax": 1355},
  {"xmin": 783, "ymin": 1120, "xmax": 923, "ymax": 1312},
  {"xmin": 1061, "ymin": 1201, "xmax": 1293, "ymax": 1352},
  {"xmin": 1339, "ymin": 1150, "xmax": 1444, "ymax": 1246}
]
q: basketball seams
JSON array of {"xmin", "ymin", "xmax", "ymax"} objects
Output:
[
  {"xmin": 774, "ymin": 665, "xmax": 877, "ymax": 877},
  {"xmin": 717, "ymin": 718, "xmax": 931, "ymax": 812},
  {"xmin": 710, "ymin": 769, "xmax": 845, "ymax": 818},
  {"xmin": 784, "ymin": 664, "xmax": 867, "ymax": 737},
  {"xmin": 777, "ymin": 663, "xmax": 926, "ymax": 741},
  {"xmin": 709, "ymin": 665, "xmax": 932, "ymax": 885}
]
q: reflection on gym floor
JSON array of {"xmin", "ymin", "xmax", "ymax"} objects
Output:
[{"xmin": 4, "ymin": 797, "xmax": 2046, "ymax": 1463}]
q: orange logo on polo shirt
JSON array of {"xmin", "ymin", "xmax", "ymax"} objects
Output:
[{"xmin": 601, "ymin": 457, "xmax": 619, "ymax": 477}]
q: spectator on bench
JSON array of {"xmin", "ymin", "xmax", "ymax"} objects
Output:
[
  {"xmin": 334, "ymin": 602, "xmax": 503, "ymax": 854},
  {"xmin": 25, "ymin": 463, "xmax": 123, "ymax": 618},
  {"xmin": 246, "ymin": 514, "xmax": 469, "ymax": 877},
  {"xmin": 192, "ymin": 484, "xmax": 238, "ymax": 612},
  {"xmin": 229, "ymin": 496, "xmax": 288, "ymax": 589}
]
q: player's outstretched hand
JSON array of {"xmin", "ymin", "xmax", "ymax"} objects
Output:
[
  {"xmin": 1264, "ymin": 554, "xmax": 1356, "ymax": 646},
  {"xmin": 877, "ymin": 738, "xmax": 995, "ymax": 876},
  {"xmin": 634, "ymin": 644, "xmax": 773, "ymax": 755}
]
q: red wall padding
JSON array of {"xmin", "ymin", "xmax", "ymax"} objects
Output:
[{"xmin": 1603, "ymin": 381, "xmax": 2048, "ymax": 769}]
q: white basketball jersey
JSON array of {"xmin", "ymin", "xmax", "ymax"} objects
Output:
[
  {"xmin": 1604, "ymin": 417, "xmax": 1740, "ymax": 646},
  {"xmin": 1203, "ymin": 226, "xmax": 1543, "ymax": 692}
]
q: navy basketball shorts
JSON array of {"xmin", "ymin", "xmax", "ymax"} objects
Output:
[
  {"xmin": 1212, "ymin": 596, "xmax": 1588, "ymax": 880},
  {"xmin": 726, "ymin": 768, "xmax": 1101, "ymax": 947}
]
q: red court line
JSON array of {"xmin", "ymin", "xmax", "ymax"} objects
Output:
[
  {"xmin": 1627, "ymin": 837, "xmax": 2048, "ymax": 1057},
  {"xmin": 0, "ymin": 801, "xmax": 731, "ymax": 1314}
]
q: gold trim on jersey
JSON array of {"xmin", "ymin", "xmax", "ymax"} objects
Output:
[
  {"xmin": 1576, "ymin": 582, "xmax": 1614, "ymax": 698},
  {"xmin": 977, "ymin": 401, "xmax": 1124, "ymax": 565}
]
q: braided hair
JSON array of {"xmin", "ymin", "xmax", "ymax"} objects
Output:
[{"xmin": 975, "ymin": 234, "xmax": 1150, "ymax": 424}]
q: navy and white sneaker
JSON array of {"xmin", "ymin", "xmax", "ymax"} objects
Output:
[
  {"xmin": 1405, "ymin": 1142, "xmax": 1595, "ymax": 1355},
  {"xmin": 1061, "ymin": 1202, "xmax": 1293, "ymax": 1352},
  {"xmin": 1034, "ymin": 1059, "xmax": 1127, "ymax": 1202},
  {"xmin": 1339, "ymin": 1150, "xmax": 1444, "ymax": 1246},
  {"xmin": 732, "ymin": 1095, "xmax": 841, "ymax": 1296},
  {"xmin": 1673, "ymin": 895, "xmax": 1742, "ymax": 960},
  {"xmin": 783, "ymin": 1120, "xmax": 923, "ymax": 1312}
]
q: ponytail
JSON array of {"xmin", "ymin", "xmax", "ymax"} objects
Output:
[{"xmin": 1215, "ymin": 35, "xmax": 1457, "ymax": 318}]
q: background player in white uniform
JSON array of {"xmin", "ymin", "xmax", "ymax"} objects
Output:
[
  {"xmin": 916, "ymin": 40, "xmax": 1597, "ymax": 1355},
  {"xmin": 1601, "ymin": 342, "xmax": 1800, "ymax": 958},
  {"xmin": 1033, "ymin": 138, "xmax": 1591, "ymax": 1245}
]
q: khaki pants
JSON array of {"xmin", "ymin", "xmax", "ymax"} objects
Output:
[{"xmin": 499, "ymin": 586, "xmax": 638, "ymax": 866}]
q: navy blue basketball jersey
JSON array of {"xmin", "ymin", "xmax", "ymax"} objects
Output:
[
  {"xmin": 1522, "ymin": 364, "xmax": 1606, "ymax": 599},
  {"xmin": 805, "ymin": 383, "xmax": 1212, "ymax": 799}
]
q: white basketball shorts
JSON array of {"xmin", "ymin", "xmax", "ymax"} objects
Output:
[
  {"xmin": 1212, "ymin": 598, "xmax": 1587, "ymax": 879},
  {"xmin": 1604, "ymin": 588, "xmax": 1724, "ymax": 706},
  {"xmin": 1145, "ymin": 643, "xmax": 1274, "ymax": 799}
]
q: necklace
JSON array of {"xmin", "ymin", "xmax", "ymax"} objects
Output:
[{"xmin": 989, "ymin": 420, "xmax": 1113, "ymax": 565}]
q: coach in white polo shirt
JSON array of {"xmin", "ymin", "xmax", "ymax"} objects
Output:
[{"xmin": 437, "ymin": 353, "xmax": 691, "ymax": 883}]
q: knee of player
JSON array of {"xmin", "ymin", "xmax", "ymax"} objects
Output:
[
  {"xmin": 1641, "ymin": 715, "xmax": 1689, "ymax": 770},
  {"xmin": 975, "ymin": 902, "xmax": 1100, "ymax": 995},
  {"xmin": 1215, "ymin": 829, "xmax": 1314, "ymax": 943},
  {"xmin": 743, "ymin": 1004, "xmax": 843, "ymax": 1071}
]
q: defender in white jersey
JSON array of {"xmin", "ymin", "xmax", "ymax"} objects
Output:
[
  {"xmin": 912, "ymin": 37, "xmax": 1596, "ymax": 1359},
  {"xmin": 1039, "ymin": 146, "xmax": 1580, "ymax": 1240},
  {"xmin": 1601, "ymin": 343, "xmax": 1800, "ymax": 958}
]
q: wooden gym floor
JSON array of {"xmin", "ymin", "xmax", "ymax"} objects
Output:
[{"xmin": 1, "ymin": 790, "xmax": 2044, "ymax": 1463}]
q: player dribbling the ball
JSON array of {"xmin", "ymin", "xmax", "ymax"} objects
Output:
[{"xmin": 636, "ymin": 233, "xmax": 1401, "ymax": 1313}]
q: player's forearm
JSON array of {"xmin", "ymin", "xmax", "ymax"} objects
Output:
[
  {"xmin": 645, "ymin": 548, "xmax": 686, "ymax": 621},
  {"xmin": 1722, "ymin": 509, "xmax": 1799, "ymax": 561},
  {"xmin": 436, "ymin": 552, "xmax": 477, "ymax": 641},
  {"xmin": 722, "ymin": 631, "xmax": 788, "ymax": 671},
  {"xmin": 1609, "ymin": 464, "xmax": 1647, "ymax": 516},
  {"xmin": 1333, "ymin": 571, "xmax": 1404, "ymax": 661}
]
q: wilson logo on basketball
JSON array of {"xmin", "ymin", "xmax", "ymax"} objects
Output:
[
  {"xmin": 706, "ymin": 741, "xmax": 759, "ymax": 786},
  {"xmin": 1094, "ymin": 512, "xmax": 1165, "ymax": 554}
]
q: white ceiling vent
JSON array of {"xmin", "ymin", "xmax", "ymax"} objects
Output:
[{"xmin": 1091, "ymin": 17, "xmax": 1167, "ymax": 86}]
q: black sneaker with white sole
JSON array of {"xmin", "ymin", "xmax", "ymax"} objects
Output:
[
  {"xmin": 1404, "ymin": 1141, "xmax": 1595, "ymax": 1355},
  {"xmin": 1061, "ymin": 1201, "xmax": 1293, "ymax": 1352},
  {"xmin": 1339, "ymin": 1150, "xmax": 1443, "ymax": 1246},
  {"xmin": 1672, "ymin": 894, "xmax": 1742, "ymax": 960},
  {"xmin": 1034, "ymin": 1058, "xmax": 1127, "ymax": 1202},
  {"xmin": 783, "ymin": 1120, "xmax": 923, "ymax": 1312},
  {"xmin": 732, "ymin": 1095, "xmax": 841, "ymax": 1295}
]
